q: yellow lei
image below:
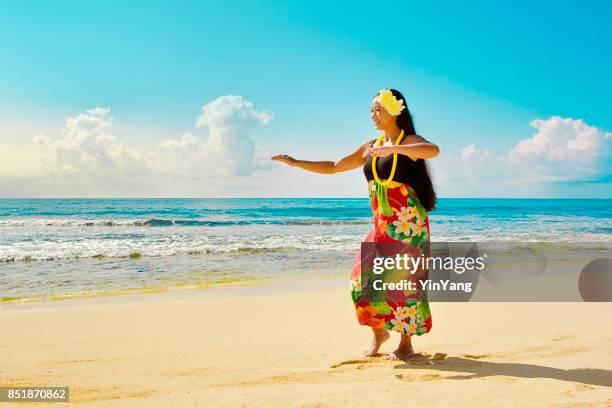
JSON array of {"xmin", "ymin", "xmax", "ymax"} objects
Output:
[{"xmin": 371, "ymin": 129, "xmax": 405, "ymax": 186}]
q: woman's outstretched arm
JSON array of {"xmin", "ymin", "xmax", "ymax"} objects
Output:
[{"xmin": 271, "ymin": 138, "xmax": 376, "ymax": 174}]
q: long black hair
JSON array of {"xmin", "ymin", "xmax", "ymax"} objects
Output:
[{"xmin": 375, "ymin": 89, "xmax": 437, "ymax": 212}]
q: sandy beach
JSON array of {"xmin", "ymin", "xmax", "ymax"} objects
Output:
[{"xmin": 1, "ymin": 280, "xmax": 611, "ymax": 407}]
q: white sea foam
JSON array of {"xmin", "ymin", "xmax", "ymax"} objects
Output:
[
  {"xmin": 2, "ymin": 228, "xmax": 610, "ymax": 262},
  {"xmin": 0, "ymin": 218, "xmax": 151, "ymax": 227},
  {"xmin": 0, "ymin": 218, "xmax": 370, "ymax": 227},
  {"xmin": 0, "ymin": 234, "xmax": 364, "ymax": 262}
]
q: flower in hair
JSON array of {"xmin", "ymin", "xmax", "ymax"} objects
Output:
[{"xmin": 374, "ymin": 89, "xmax": 405, "ymax": 116}]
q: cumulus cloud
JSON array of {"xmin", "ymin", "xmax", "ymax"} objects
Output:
[
  {"xmin": 507, "ymin": 116, "xmax": 611, "ymax": 181},
  {"xmin": 196, "ymin": 95, "xmax": 272, "ymax": 129},
  {"xmin": 0, "ymin": 95, "xmax": 273, "ymax": 186},
  {"xmin": 156, "ymin": 95, "xmax": 273, "ymax": 177},
  {"xmin": 434, "ymin": 116, "xmax": 611, "ymax": 196},
  {"xmin": 32, "ymin": 107, "xmax": 146, "ymax": 179},
  {"xmin": 440, "ymin": 116, "xmax": 612, "ymax": 181}
]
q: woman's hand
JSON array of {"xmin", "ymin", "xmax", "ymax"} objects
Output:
[
  {"xmin": 270, "ymin": 154, "xmax": 296, "ymax": 166},
  {"xmin": 362, "ymin": 145, "xmax": 395, "ymax": 159}
]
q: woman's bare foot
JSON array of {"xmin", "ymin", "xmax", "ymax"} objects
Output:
[
  {"xmin": 364, "ymin": 328, "xmax": 390, "ymax": 357},
  {"xmin": 388, "ymin": 345, "xmax": 416, "ymax": 361},
  {"xmin": 388, "ymin": 333, "xmax": 416, "ymax": 361}
]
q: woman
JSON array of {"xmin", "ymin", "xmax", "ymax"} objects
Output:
[{"xmin": 271, "ymin": 89, "xmax": 439, "ymax": 361}]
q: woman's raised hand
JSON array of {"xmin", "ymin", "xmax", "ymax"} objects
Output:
[
  {"xmin": 362, "ymin": 145, "xmax": 395, "ymax": 159},
  {"xmin": 270, "ymin": 154, "xmax": 296, "ymax": 166}
]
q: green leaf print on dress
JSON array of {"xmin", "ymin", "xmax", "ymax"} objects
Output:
[
  {"xmin": 371, "ymin": 181, "xmax": 394, "ymax": 217},
  {"xmin": 415, "ymin": 289, "xmax": 431, "ymax": 325},
  {"xmin": 370, "ymin": 301, "xmax": 392, "ymax": 315}
]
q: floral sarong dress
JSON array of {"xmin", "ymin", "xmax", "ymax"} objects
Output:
[{"xmin": 350, "ymin": 179, "xmax": 432, "ymax": 336}]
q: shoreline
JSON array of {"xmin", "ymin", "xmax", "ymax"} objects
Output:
[{"xmin": 0, "ymin": 275, "xmax": 348, "ymax": 311}]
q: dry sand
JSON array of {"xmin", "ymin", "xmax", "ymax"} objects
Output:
[{"xmin": 1, "ymin": 280, "xmax": 611, "ymax": 407}]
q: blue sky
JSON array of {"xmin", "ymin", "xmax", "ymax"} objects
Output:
[{"xmin": 0, "ymin": 1, "xmax": 610, "ymax": 197}]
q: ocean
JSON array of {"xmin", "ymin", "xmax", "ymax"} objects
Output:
[{"xmin": 1, "ymin": 198, "xmax": 611, "ymax": 302}]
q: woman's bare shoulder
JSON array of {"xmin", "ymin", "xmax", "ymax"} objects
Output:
[{"xmin": 401, "ymin": 134, "xmax": 428, "ymax": 144}]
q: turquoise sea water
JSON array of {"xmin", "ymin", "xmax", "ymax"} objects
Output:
[{"xmin": 1, "ymin": 198, "xmax": 610, "ymax": 301}]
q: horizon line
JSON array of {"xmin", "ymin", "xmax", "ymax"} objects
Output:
[{"xmin": 0, "ymin": 197, "xmax": 611, "ymax": 200}]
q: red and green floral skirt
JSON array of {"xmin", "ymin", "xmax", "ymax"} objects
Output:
[{"xmin": 350, "ymin": 179, "xmax": 432, "ymax": 336}]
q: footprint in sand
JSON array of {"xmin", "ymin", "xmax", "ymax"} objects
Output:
[
  {"xmin": 330, "ymin": 358, "xmax": 380, "ymax": 368},
  {"xmin": 395, "ymin": 373, "xmax": 445, "ymax": 381},
  {"xmin": 564, "ymin": 384, "xmax": 595, "ymax": 397},
  {"xmin": 551, "ymin": 334, "xmax": 577, "ymax": 342},
  {"xmin": 431, "ymin": 352, "xmax": 448, "ymax": 360},
  {"xmin": 332, "ymin": 352, "xmax": 449, "ymax": 368},
  {"xmin": 46, "ymin": 358, "xmax": 103, "ymax": 366},
  {"xmin": 462, "ymin": 353, "xmax": 490, "ymax": 359}
]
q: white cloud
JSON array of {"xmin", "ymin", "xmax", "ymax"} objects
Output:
[
  {"xmin": 196, "ymin": 94, "xmax": 272, "ymax": 128},
  {"xmin": 509, "ymin": 117, "xmax": 606, "ymax": 162},
  {"xmin": 506, "ymin": 116, "xmax": 611, "ymax": 181},
  {"xmin": 433, "ymin": 116, "xmax": 612, "ymax": 196},
  {"xmin": 152, "ymin": 95, "xmax": 274, "ymax": 177},
  {"xmin": 0, "ymin": 95, "xmax": 273, "ymax": 188},
  {"xmin": 32, "ymin": 107, "xmax": 146, "ymax": 179},
  {"xmin": 460, "ymin": 143, "xmax": 494, "ymax": 161}
]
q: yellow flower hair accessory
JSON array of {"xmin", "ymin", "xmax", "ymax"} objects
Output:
[{"xmin": 374, "ymin": 89, "xmax": 405, "ymax": 116}]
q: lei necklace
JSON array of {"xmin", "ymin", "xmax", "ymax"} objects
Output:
[{"xmin": 371, "ymin": 129, "xmax": 405, "ymax": 186}]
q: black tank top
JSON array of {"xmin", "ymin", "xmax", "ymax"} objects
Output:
[{"xmin": 363, "ymin": 139, "xmax": 416, "ymax": 184}]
